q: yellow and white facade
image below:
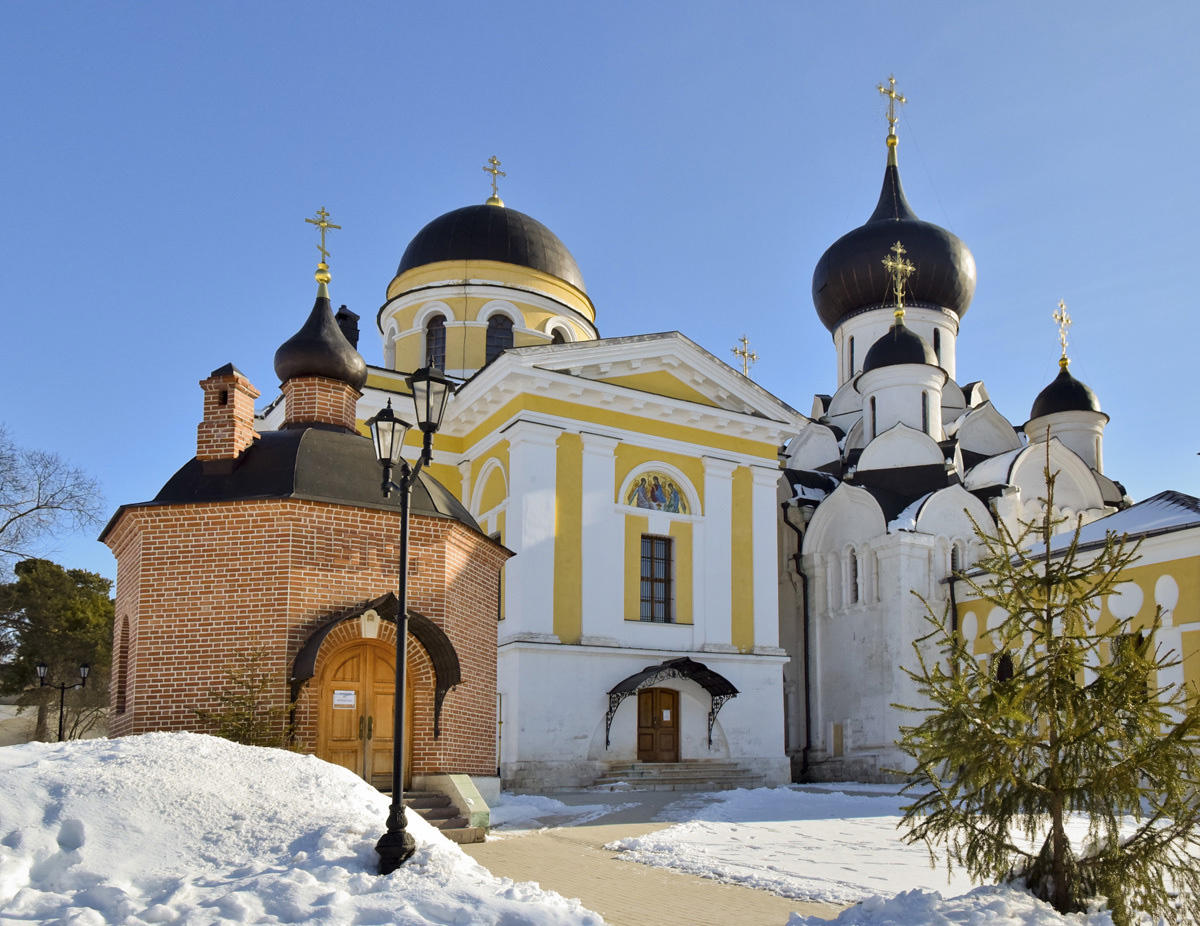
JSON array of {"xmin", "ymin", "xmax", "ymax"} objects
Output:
[
  {"xmin": 955, "ymin": 491, "xmax": 1200, "ymax": 706},
  {"xmin": 265, "ymin": 198, "xmax": 807, "ymax": 790}
]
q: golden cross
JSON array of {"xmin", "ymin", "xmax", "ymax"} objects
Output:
[
  {"xmin": 732, "ymin": 335, "xmax": 759, "ymax": 378},
  {"xmin": 881, "ymin": 240, "xmax": 916, "ymax": 317},
  {"xmin": 483, "ymin": 155, "xmax": 506, "ymax": 199},
  {"xmin": 877, "ymin": 74, "xmax": 907, "ymax": 135},
  {"xmin": 305, "ymin": 207, "xmax": 341, "ymax": 264},
  {"xmin": 1053, "ymin": 299, "xmax": 1072, "ymax": 368}
]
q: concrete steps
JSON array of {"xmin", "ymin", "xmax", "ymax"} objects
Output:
[
  {"xmin": 593, "ymin": 760, "xmax": 766, "ymax": 792},
  {"xmin": 400, "ymin": 790, "xmax": 485, "ymax": 844}
]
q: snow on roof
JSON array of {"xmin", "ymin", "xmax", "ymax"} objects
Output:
[
  {"xmin": 889, "ymin": 492, "xmax": 933, "ymax": 532},
  {"xmin": 1052, "ymin": 490, "xmax": 1200, "ymax": 551}
]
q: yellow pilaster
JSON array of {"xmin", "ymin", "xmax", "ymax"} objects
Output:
[
  {"xmin": 669, "ymin": 520, "xmax": 693, "ymax": 625},
  {"xmin": 553, "ymin": 433, "xmax": 583, "ymax": 643}
]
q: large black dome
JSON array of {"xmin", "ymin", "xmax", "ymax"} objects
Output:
[
  {"xmin": 862, "ymin": 319, "xmax": 939, "ymax": 373},
  {"xmin": 1030, "ymin": 365, "xmax": 1103, "ymax": 420},
  {"xmin": 812, "ymin": 155, "xmax": 976, "ymax": 332},
  {"xmin": 396, "ymin": 203, "xmax": 586, "ymax": 293}
]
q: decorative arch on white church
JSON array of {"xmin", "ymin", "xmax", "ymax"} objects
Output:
[
  {"xmin": 803, "ymin": 483, "xmax": 887, "ymax": 557},
  {"xmin": 543, "ymin": 316, "xmax": 576, "ymax": 342},
  {"xmin": 619, "ymin": 462, "xmax": 701, "ymax": 517},
  {"xmin": 950, "ymin": 401, "xmax": 1023, "ymax": 457},
  {"xmin": 857, "ymin": 423, "xmax": 945, "ymax": 471},
  {"xmin": 469, "ymin": 457, "xmax": 508, "ymax": 520},
  {"xmin": 478, "ymin": 299, "xmax": 524, "ymax": 327},
  {"xmin": 412, "ymin": 300, "xmax": 458, "ymax": 329},
  {"xmin": 1005, "ymin": 439, "xmax": 1106, "ymax": 516},
  {"xmin": 785, "ymin": 422, "xmax": 841, "ymax": 472}
]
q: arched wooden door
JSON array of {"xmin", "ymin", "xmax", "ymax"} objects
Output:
[
  {"xmin": 316, "ymin": 639, "xmax": 414, "ymax": 790},
  {"xmin": 637, "ymin": 687, "xmax": 679, "ymax": 762}
]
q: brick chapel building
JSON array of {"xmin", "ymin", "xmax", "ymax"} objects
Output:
[{"xmin": 100, "ymin": 268, "xmax": 510, "ymax": 792}]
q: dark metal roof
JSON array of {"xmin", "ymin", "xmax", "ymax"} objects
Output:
[
  {"xmin": 607, "ymin": 656, "xmax": 738, "ymax": 698},
  {"xmin": 396, "ymin": 203, "xmax": 586, "ymax": 293},
  {"xmin": 100, "ymin": 426, "xmax": 480, "ymax": 535},
  {"xmin": 862, "ymin": 319, "xmax": 939, "ymax": 372},
  {"xmin": 274, "ymin": 291, "xmax": 368, "ymax": 390},
  {"xmin": 1029, "ymin": 366, "xmax": 1103, "ymax": 420},
  {"xmin": 812, "ymin": 161, "xmax": 976, "ymax": 332}
]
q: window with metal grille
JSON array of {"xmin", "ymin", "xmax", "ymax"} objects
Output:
[
  {"xmin": 485, "ymin": 315, "xmax": 514, "ymax": 365},
  {"xmin": 424, "ymin": 315, "xmax": 446, "ymax": 370},
  {"xmin": 639, "ymin": 534, "xmax": 673, "ymax": 622}
]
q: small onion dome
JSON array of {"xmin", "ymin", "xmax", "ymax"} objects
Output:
[
  {"xmin": 274, "ymin": 279, "xmax": 368, "ymax": 390},
  {"xmin": 862, "ymin": 318, "xmax": 939, "ymax": 373},
  {"xmin": 1030, "ymin": 364, "xmax": 1102, "ymax": 419},
  {"xmin": 812, "ymin": 154, "xmax": 976, "ymax": 332},
  {"xmin": 396, "ymin": 203, "xmax": 586, "ymax": 293}
]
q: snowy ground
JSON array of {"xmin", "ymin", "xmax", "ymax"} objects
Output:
[
  {"xmin": 492, "ymin": 786, "xmax": 1124, "ymax": 926},
  {"xmin": 0, "ymin": 734, "xmax": 601, "ymax": 925},
  {"xmin": 0, "ymin": 734, "xmax": 1149, "ymax": 926}
]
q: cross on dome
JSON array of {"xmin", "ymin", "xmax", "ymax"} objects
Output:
[
  {"xmin": 881, "ymin": 240, "xmax": 915, "ymax": 319},
  {"xmin": 483, "ymin": 156, "xmax": 506, "ymax": 206},
  {"xmin": 1054, "ymin": 299, "xmax": 1073, "ymax": 369},
  {"xmin": 305, "ymin": 206, "xmax": 341, "ymax": 284},
  {"xmin": 877, "ymin": 75, "xmax": 907, "ymax": 141}
]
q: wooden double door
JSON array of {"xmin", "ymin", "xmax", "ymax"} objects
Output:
[
  {"xmin": 317, "ymin": 640, "xmax": 414, "ymax": 790},
  {"xmin": 637, "ymin": 687, "xmax": 679, "ymax": 762}
]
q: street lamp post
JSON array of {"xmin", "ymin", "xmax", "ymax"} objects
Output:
[
  {"xmin": 36, "ymin": 662, "xmax": 90, "ymax": 742},
  {"xmin": 368, "ymin": 367, "xmax": 453, "ymax": 875}
]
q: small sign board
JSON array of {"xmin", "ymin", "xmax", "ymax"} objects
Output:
[
  {"xmin": 332, "ymin": 690, "xmax": 356, "ymax": 709},
  {"xmin": 662, "ymin": 709, "xmax": 671, "ymax": 721}
]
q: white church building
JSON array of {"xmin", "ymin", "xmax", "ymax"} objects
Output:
[{"xmin": 254, "ymin": 86, "xmax": 1130, "ymax": 791}]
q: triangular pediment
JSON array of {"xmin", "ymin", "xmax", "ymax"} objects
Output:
[{"xmin": 458, "ymin": 332, "xmax": 808, "ymax": 425}]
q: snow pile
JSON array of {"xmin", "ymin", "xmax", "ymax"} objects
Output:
[
  {"xmin": 609, "ymin": 785, "xmax": 974, "ymax": 905},
  {"xmin": 787, "ymin": 884, "xmax": 1115, "ymax": 925},
  {"xmin": 0, "ymin": 733, "xmax": 602, "ymax": 925}
]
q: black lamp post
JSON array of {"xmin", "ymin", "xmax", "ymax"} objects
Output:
[
  {"xmin": 36, "ymin": 662, "xmax": 90, "ymax": 742},
  {"xmin": 368, "ymin": 366, "xmax": 453, "ymax": 875}
]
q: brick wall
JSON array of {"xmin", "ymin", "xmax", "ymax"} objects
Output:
[
  {"xmin": 104, "ymin": 496, "xmax": 509, "ymax": 777},
  {"xmin": 281, "ymin": 376, "xmax": 361, "ymax": 431}
]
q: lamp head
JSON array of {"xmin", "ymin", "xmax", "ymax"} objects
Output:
[
  {"xmin": 367, "ymin": 399, "xmax": 412, "ymax": 469},
  {"xmin": 36, "ymin": 662, "xmax": 48, "ymax": 682},
  {"xmin": 406, "ymin": 367, "xmax": 453, "ymax": 435}
]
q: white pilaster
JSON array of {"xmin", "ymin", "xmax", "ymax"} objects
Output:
[
  {"xmin": 701, "ymin": 456, "xmax": 736, "ymax": 649},
  {"xmin": 503, "ymin": 420, "xmax": 562, "ymax": 640},
  {"xmin": 751, "ymin": 465, "xmax": 783, "ymax": 649},
  {"xmin": 579, "ymin": 433, "xmax": 622, "ymax": 640}
]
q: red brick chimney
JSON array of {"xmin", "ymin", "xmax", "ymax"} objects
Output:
[{"xmin": 196, "ymin": 363, "xmax": 260, "ymax": 464}]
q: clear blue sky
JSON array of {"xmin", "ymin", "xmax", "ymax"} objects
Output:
[{"xmin": 4, "ymin": 2, "xmax": 1197, "ymax": 581}]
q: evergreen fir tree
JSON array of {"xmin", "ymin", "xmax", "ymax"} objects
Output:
[
  {"xmin": 896, "ymin": 466, "xmax": 1200, "ymax": 925},
  {"xmin": 193, "ymin": 649, "xmax": 296, "ymax": 749}
]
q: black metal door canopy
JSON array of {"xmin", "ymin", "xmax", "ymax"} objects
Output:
[{"xmin": 604, "ymin": 657, "xmax": 738, "ymax": 749}]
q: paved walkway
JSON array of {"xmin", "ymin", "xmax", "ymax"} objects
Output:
[{"xmin": 461, "ymin": 791, "xmax": 846, "ymax": 926}]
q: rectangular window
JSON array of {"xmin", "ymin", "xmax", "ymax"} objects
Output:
[{"xmin": 639, "ymin": 534, "xmax": 673, "ymax": 622}]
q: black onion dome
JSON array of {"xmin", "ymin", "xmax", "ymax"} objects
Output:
[
  {"xmin": 862, "ymin": 319, "xmax": 939, "ymax": 372},
  {"xmin": 1030, "ymin": 366, "xmax": 1102, "ymax": 419},
  {"xmin": 396, "ymin": 203, "xmax": 586, "ymax": 292},
  {"xmin": 812, "ymin": 158, "xmax": 976, "ymax": 332},
  {"xmin": 274, "ymin": 290, "xmax": 368, "ymax": 390}
]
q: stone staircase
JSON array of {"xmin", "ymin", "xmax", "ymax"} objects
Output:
[
  {"xmin": 593, "ymin": 759, "xmax": 766, "ymax": 791},
  {"xmin": 401, "ymin": 789, "xmax": 486, "ymax": 844}
]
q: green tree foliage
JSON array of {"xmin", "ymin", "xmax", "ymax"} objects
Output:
[
  {"xmin": 0, "ymin": 558, "xmax": 114, "ymax": 740},
  {"xmin": 193, "ymin": 649, "xmax": 297, "ymax": 749},
  {"xmin": 897, "ymin": 468, "xmax": 1200, "ymax": 926}
]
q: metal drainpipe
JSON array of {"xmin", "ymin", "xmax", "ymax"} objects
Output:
[{"xmin": 781, "ymin": 501, "xmax": 813, "ymax": 777}]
